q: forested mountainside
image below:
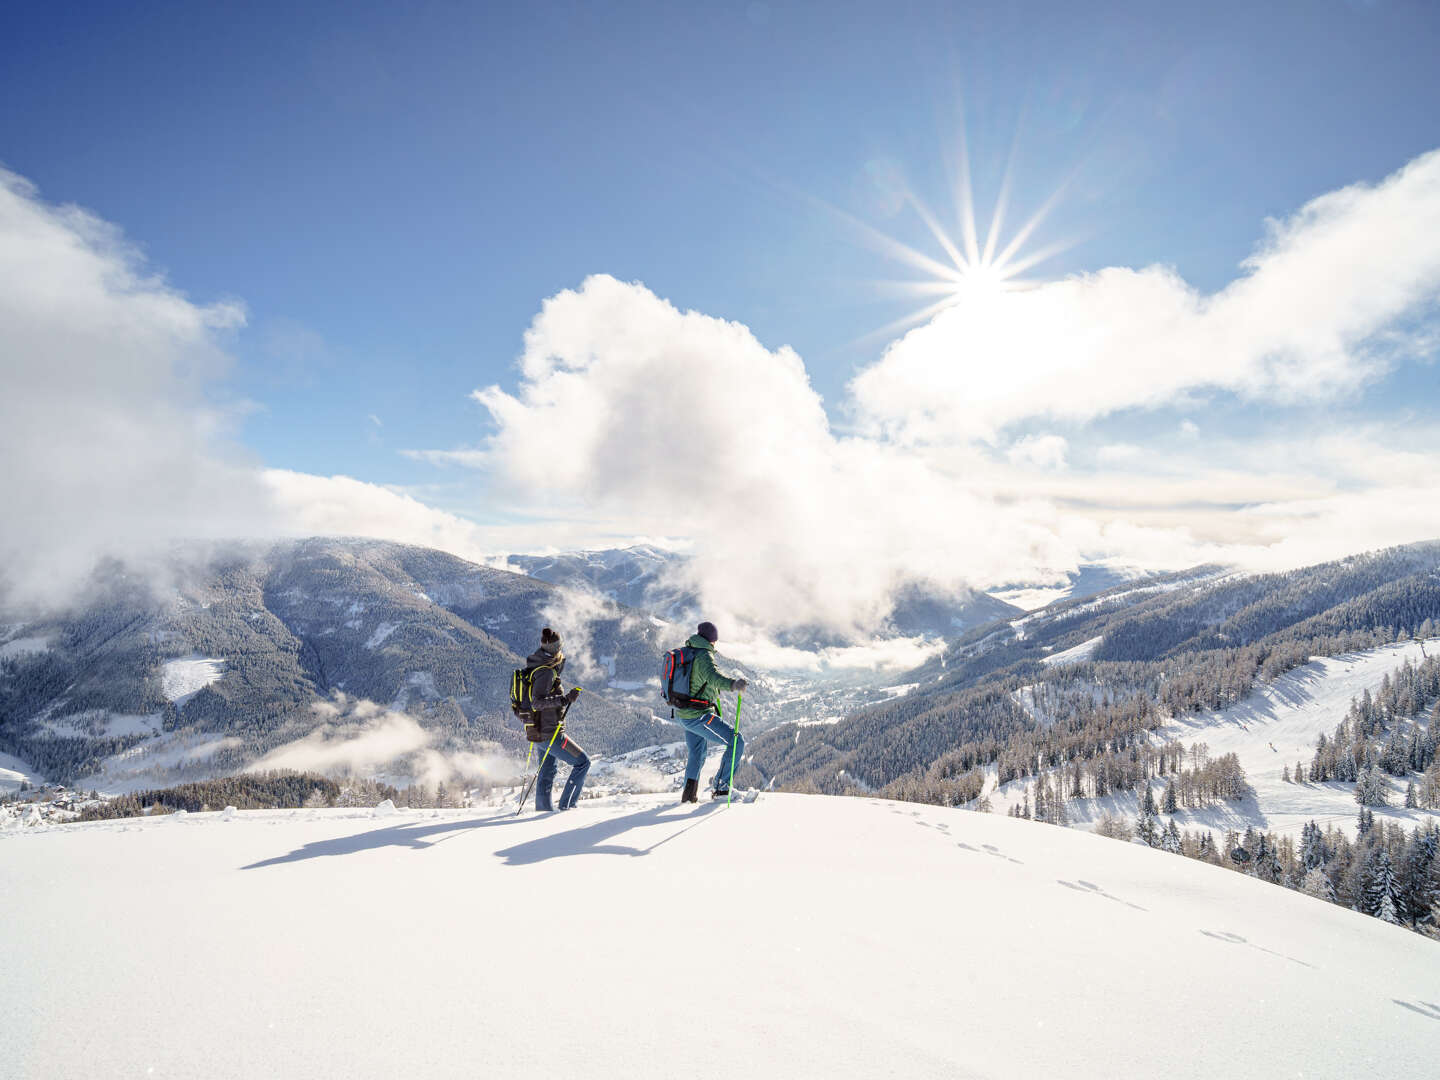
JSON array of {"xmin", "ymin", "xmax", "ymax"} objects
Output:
[
  {"xmin": 0, "ymin": 539, "xmax": 676, "ymax": 785},
  {"xmin": 740, "ymin": 542, "xmax": 1440, "ymax": 800}
]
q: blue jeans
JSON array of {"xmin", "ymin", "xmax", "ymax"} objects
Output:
[
  {"xmin": 680, "ymin": 712, "xmax": 744, "ymax": 791},
  {"xmin": 536, "ymin": 735, "xmax": 590, "ymax": 811}
]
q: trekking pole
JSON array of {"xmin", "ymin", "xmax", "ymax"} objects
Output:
[
  {"xmin": 727, "ymin": 691, "xmax": 743, "ymax": 807},
  {"xmin": 515, "ymin": 725, "xmax": 562, "ymax": 817},
  {"xmin": 513, "ymin": 743, "xmax": 535, "ymax": 814}
]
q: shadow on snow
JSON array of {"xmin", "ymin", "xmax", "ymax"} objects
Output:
[{"xmin": 240, "ymin": 802, "xmax": 724, "ymax": 871}]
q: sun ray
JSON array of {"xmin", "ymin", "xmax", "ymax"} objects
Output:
[
  {"xmin": 952, "ymin": 115, "xmax": 983, "ymax": 268},
  {"xmin": 845, "ymin": 293, "xmax": 966, "ymax": 351},
  {"xmin": 991, "ymin": 174, "xmax": 1074, "ymax": 272},
  {"xmin": 1000, "ymin": 234, "xmax": 1088, "ymax": 279},
  {"xmin": 906, "ymin": 190, "xmax": 968, "ymax": 273}
]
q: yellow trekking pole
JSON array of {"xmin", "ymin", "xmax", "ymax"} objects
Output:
[{"xmin": 518, "ymin": 731, "xmax": 561, "ymax": 817}]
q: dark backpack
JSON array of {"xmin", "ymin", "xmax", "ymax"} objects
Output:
[
  {"xmin": 662, "ymin": 646, "xmax": 712, "ymax": 710},
  {"xmin": 511, "ymin": 665, "xmax": 550, "ymax": 740}
]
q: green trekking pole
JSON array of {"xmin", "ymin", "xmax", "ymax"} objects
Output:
[{"xmin": 727, "ymin": 691, "xmax": 743, "ymax": 807}]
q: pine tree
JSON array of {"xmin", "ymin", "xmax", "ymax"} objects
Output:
[
  {"xmin": 1355, "ymin": 765, "xmax": 1389, "ymax": 807},
  {"xmin": 1136, "ymin": 801, "xmax": 1159, "ymax": 848},
  {"xmin": 1405, "ymin": 781, "xmax": 1418, "ymax": 809},
  {"xmin": 1162, "ymin": 779, "xmax": 1178, "ymax": 814},
  {"xmin": 1360, "ymin": 848, "xmax": 1401, "ymax": 922},
  {"xmin": 1161, "ymin": 818, "xmax": 1182, "ymax": 854},
  {"xmin": 1300, "ymin": 821, "xmax": 1326, "ymax": 871}
]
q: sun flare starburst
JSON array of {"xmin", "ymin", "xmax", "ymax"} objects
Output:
[{"xmin": 835, "ymin": 124, "xmax": 1081, "ymax": 348}]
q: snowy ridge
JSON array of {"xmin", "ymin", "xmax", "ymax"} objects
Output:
[{"xmin": 2, "ymin": 793, "xmax": 1436, "ymax": 1078}]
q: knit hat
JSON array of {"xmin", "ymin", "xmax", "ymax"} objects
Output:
[
  {"xmin": 697, "ymin": 621, "xmax": 718, "ymax": 644},
  {"xmin": 540, "ymin": 627, "xmax": 562, "ymax": 653}
]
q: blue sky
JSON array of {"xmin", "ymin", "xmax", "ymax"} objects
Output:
[{"xmin": 3, "ymin": 0, "xmax": 1440, "ymax": 630}]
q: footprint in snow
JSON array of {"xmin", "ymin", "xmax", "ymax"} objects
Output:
[
  {"xmin": 1393, "ymin": 1001, "xmax": 1440, "ymax": 1022},
  {"xmin": 1199, "ymin": 930, "xmax": 1312, "ymax": 968},
  {"xmin": 1057, "ymin": 879, "xmax": 1147, "ymax": 911}
]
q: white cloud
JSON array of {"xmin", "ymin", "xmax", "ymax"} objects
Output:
[
  {"xmin": 246, "ymin": 695, "xmax": 517, "ymax": 787},
  {"xmin": 0, "ymin": 169, "xmax": 277, "ymax": 609},
  {"xmin": 1007, "ymin": 434, "xmax": 1069, "ymax": 469},
  {"xmin": 1179, "ymin": 420, "xmax": 1200, "ymax": 439},
  {"xmin": 851, "ymin": 149, "xmax": 1440, "ymax": 443},
  {"xmin": 469, "ymin": 274, "xmax": 1082, "ymax": 637},
  {"xmin": 1096, "ymin": 443, "xmax": 1143, "ymax": 464}
]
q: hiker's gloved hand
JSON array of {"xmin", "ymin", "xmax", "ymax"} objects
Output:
[
  {"xmin": 732, "ymin": 678, "xmax": 748, "ymax": 692},
  {"xmin": 564, "ymin": 688, "xmax": 581, "ymax": 705}
]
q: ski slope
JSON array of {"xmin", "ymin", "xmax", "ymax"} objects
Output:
[
  {"xmin": 2, "ymin": 793, "xmax": 1436, "ymax": 1078},
  {"xmin": 996, "ymin": 639, "xmax": 1440, "ymax": 839}
]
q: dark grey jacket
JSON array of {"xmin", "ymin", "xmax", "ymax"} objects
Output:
[{"xmin": 525, "ymin": 647, "xmax": 570, "ymax": 739}]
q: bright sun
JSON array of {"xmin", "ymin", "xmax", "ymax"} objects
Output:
[{"xmin": 837, "ymin": 121, "xmax": 1077, "ymax": 346}]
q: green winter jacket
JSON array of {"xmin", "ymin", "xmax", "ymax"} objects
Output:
[{"xmin": 674, "ymin": 633, "xmax": 741, "ymax": 721}]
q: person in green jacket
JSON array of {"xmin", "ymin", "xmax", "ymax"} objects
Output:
[{"xmin": 674, "ymin": 621, "xmax": 747, "ymax": 803}]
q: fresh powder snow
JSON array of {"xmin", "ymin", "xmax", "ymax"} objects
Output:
[
  {"xmin": 1, "ymin": 793, "xmax": 1435, "ymax": 1078},
  {"xmin": 160, "ymin": 655, "xmax": 227, "ymax": 708}
]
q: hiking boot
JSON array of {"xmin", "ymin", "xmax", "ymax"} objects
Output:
[
  {"xmin": 681, "ymin": 779, "xmax": 699, "ymax": 804},
  {"xmin": 710, "ymin": 786, "xmax": 731, "ymax": 800}
]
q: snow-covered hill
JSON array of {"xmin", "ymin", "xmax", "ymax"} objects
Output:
[
  {"xmin": 2, "ymin": 793, "xmax": 1436, "ymax": 1078},
  {"xmin": 994, "ymin": 638, "xmax": 1440, "ymax": 839}
]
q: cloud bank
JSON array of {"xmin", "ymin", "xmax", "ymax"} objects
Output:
[
  {"xmin": 246, "ymin": 696, "xmax": 517, "ymax": 789},
  {"xmin": 462, "ymin": 150, "xmax": 1440, "ymax": 636},
  {"xmin": 0, "ymin": 169, "xmax": 277, "ymax": 608},
  {"xmin": 854, "ymin": 148, "xmax": 1440, "ymax": 443}
]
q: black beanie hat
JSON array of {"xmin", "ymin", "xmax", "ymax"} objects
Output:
[
  {"xmin": 697, "ymin": 621, "xmax": 718, "ymax": 643},
  {"xmin": 540, "ymin": 627, "xmax": 561, "ymax": 651}
]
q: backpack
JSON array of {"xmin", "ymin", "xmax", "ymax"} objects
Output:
[
  {"xmin": 511, "ymin": 665, "xmax": 551, "ymax": 740},
  {"xmin": 662, "ymin": 646, "xmax": 713, "ymax": 711}
]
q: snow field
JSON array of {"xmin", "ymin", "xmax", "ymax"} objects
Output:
[
  {"xmin": 2, "ymin": 793, "xmax": 1436, "ymax": 1079},
  {"xmin": 159, "ymin": 655, "xmax": 227, "ymax": 707}
]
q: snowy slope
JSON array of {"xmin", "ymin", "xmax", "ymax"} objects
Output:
[
  {"xmin": 2, "ymin": 794, "xmax": 1437, "ymax": 1079},
  {"xmin": 159, "ymin": 655, "xmax": 226, "ymax": 707},
  {"xmin": 0, "ymin": 750, "xmax": 43, "ymax": 794},
  {"xmin": 996, "ymin": 639, "xmax": 1440, "ymax": 839}
]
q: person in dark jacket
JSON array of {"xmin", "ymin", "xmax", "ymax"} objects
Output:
[
  {"xmin": 526, "ymin": 627, "xmax": 588, "ymax": 812},
  {"xmin": 673, "ymin": 621, "xmax": 748, "ymax": 803}
]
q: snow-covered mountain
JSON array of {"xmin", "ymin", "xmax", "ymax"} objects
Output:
[
  {"xmin": 2, "ymin": 792, "xmax": 1435, "ymax": 1078},
  {"xmin": 747, "ymin": 542, "xmax": 1440, "ymax": 796},
  {"xmin": 0, "ymin": 539, "xmax": 694, "ymax": 794}
]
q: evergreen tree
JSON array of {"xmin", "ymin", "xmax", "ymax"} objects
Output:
[
  {"xmin": 1355, "ymin": 764, "xmax": 1389, "ymax": 807},
  {"xmin": 1161, "ymin": 818, "xmax": 1182, "ymax": 854},
  {"xmin": 1398, "ymin": 824, "xmax": 1439, "ymax": 929},
  {"xmin": 1405, "ymin": 781, "xmax": 1418, "ymax": 809},
  {"xmin": 1162, "ymin": 779, "xmax": 1178, "ymax": 814},
  {"xmin": 1360, "ymin": 848, "xmax": 1401, "ymax": 922},
  {"xmin": 1136, "ymin": 801, "xmax": 1159, "ymax": 848},
  {"xmin": 1140, "ymin": 782, "xmax": 1158, "ymax": 817},
  {"xmin": 1300, "ymin": 821, "xmax": 1326, "ymax": 871}
]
